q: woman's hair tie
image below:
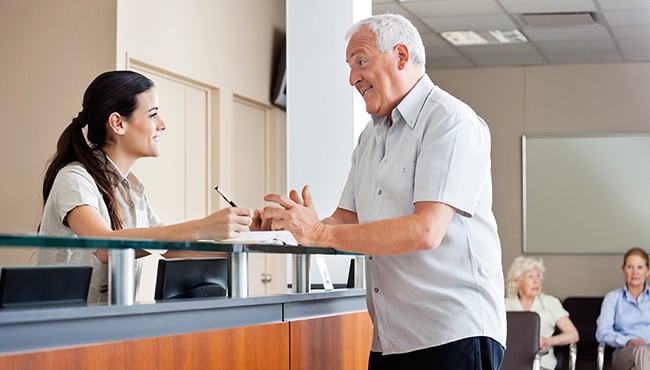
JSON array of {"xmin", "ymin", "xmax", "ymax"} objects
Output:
[{"xmin": 74, "ymin": 111, "xmax": 87, "ymax": 128}]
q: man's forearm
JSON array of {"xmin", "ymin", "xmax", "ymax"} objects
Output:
[{"xmin": 314, "ymin": 203, "xmax": 453, "ymax": 255}]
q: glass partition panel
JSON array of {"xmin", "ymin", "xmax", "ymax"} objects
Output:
[{"xmin": 0, "ymin": 234, "xmax": 353, "ymax": 255}]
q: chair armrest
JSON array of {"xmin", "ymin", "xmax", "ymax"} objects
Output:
[
  {"xmin": 568, "ymin": 342, "xmax": 577, "ymax": 370},
  {"xmin": 597, "ymin": 343, "xmax": 605, "ymax": 370},
  {"xmin": 533, "ymin": 348, "xmax": 550, "ymax": 370}
]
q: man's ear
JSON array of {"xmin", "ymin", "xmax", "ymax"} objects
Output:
[
  {"xmin": 107, "ymin": 112, "xmax": 126, "ymax": 136},
  {"xmin": 395, "ymin": 43, "xmax": 410, "ymax": 70}
]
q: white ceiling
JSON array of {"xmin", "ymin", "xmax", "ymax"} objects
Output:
[{"xmin": 372, "ymin": 0, "xmax": 650, "ymax": 69}]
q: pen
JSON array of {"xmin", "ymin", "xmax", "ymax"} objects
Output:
[{"xmin": 214, "ymin": 186, "xmax": 238, "ymax": 207}]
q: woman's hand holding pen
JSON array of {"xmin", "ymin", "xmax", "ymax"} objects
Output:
[
  {"xmin": 214, "ymin": 186, "xmax": 270, "ymax": 232},
  {"xmin": 195, "ymin": 207, "xmax": 253, "ymax": 240}
]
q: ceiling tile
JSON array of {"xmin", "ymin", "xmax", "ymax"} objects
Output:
[
  {"xmin": 604, "ymin": 10, "xmax": 650, "ymax": 27},
  {"xmin": 596, "ymin": 0, "xmax": 650, "ymax": 11},
  {"xmin": 400, "ymin": 0, "xmax": 504, "ymax": 18},
  {"xmin": 472, "ymin": 54, "xmax": 547, "ymax": 67},
  {"xmin": 421, "ymin": 33, "xmax": 452, "ymax": 47},
  {"xmin": 544, "ymin": 52, "xmax": 623, "ymax": 64},
  {"xmin": 523, "ymin": 27, "xmax": 612, "ymax": 42},
  {"xmin": 405, "ymin": 16, "xmax": 436, "ymax": 35},
  {"xmin": 622, "ymin": 50, "xmax": 650, "ymax": 61},
  {"xmin": 426, "ymin": 43, "xmax": 464, "ymax": 58},
  {"xmin": 422, "ymin": 14, "xmax": 517, "ymax": 32},
  {"xmin": 372, "ymin": 3, "xmax": 407, "ymax": 14},
  {"xmin": 611, "ymin": 25, "xmax": 650, "ymax": 39},
  {"xmin": 617, "ymin": 38, "xmax": 650, "ymax": 52},
  {"xmin": 498, "ymin": 0, "xmax": 597, "ymax": 14},
  {"xmin": 372, "ymin": 3, "xmax": 435, "ymax": 34},
  {"xmin": 375, "ymin": 0, "xmax": 650, "ymax": 68},
  {"xmin": 426, "ymin": 57, "xmax": 476, "ymax": 69},
  {"xmin": 459, "ymin": 43, "xmax": 542, "ymax": 57},
  {"xmin": 536, "ymin": 39, "xmax": 618, "ymax": 54}
]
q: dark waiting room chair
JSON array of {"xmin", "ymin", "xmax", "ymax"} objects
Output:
[
  {"xmin": 555, "ymin": 340, "xmax": 577, "ymax": 370},
  {"xmin": 553, "ymin": 320, "xmax": 578, "ymax": 370},
  {"xmin": 502, "ymin": 311, "xmax": 549, "ymax": 370},
  {"xmin": 562, "ymin": 297, "xmax": 614, "ymax": 370}
]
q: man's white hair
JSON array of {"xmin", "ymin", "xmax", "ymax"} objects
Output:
[{"xmin": 346, "ymin": 13, "xmax": 426, "ymax": 68}]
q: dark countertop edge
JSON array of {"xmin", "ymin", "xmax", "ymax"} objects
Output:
[
  {"xmin": 0, "ymin": 288, "xmax": 366, "ymax": 325},
  {"xmin": 0, "ymin": 289, "xmax": 367, "ymax": 356}
]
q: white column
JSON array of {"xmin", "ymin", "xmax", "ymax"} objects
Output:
[
  {"xmin": 286, "ymin": 0, "xmax": 370, "ymax": 217},
  {"xmin": 286, "ymin": 0, "xmax": 371, "ymax": 285}
]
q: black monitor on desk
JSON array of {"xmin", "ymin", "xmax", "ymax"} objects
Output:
[
  {"xmin": 0, "ymin": 265, "xmax": 92, "ymax": 309},
  {"xmin": 154, "ymin": 258, "xmax": 229, "ymax": 300}
]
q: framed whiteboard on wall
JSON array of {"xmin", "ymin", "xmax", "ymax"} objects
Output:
[{"xmin": 522, "ymin": 134, "xmax": 650, "ymax": 254}]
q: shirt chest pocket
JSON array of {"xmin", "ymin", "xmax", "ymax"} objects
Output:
[{"xmin": 381, "ymin": 158, "xmax": 416, "ymax": 199}]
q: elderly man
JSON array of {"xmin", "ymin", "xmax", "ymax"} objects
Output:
[{"xmin": 264, "ymin": 13, "xmax": 506, "ymax": 370}]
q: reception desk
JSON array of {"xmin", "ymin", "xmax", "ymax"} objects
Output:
[
  {"xmin": 0, "ymin": 290, "xmax": 371, "ymax": 369},
  {"xmin": 0, "ymin": 234, "xmax": 372, "ymax": 369}
]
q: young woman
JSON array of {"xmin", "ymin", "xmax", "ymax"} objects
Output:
[
  {"xmin": 505, "ymin": 256, "xmax": 580, "ymax": 370},
  {"xmin": 596, "ymin": 247, "xmax": 650, "ymax": 370},
  {"xmin": 35, "ymin": 70, "xmax": 254, "ymax": 303}
]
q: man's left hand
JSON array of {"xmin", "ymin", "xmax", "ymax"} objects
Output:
[{"xmin": 263, "ymin": 185, "xmax": 324, "ymax": 246}]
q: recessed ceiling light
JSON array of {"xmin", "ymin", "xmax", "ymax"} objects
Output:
[
  {"xmin": 520, "ymin": 12, "xmax": 598, "ymax": 28},
  {"xmin": 441, "ymin": 29, "xmax": 527, "ymax": 46}
]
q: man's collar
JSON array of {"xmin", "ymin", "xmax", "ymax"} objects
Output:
[
  {"xmin": 370, "ymin": 74, "xmax": 434, "ymax": 129},
  {"xmin": 395, "ymin": 74, "xmax": 434, "ymax": 128}
]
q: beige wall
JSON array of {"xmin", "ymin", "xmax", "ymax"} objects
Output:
[
  {"xmin": 0, "ymin": 0, "xmax": 286, "ymax": 264},
  {"xmin": 116, "ymin": 0, "xmax": 285, "ymax": 102},
  {"xmin": 117, "ymin": 0, "xmax": 286, "ymax": 210},
  {"xmin": 0, "ymin": 0, "xmax": 116, "ymax": 264},
  {"xmin": 429, "ymin": 63, "xmax": 650, "ymax": 299}
]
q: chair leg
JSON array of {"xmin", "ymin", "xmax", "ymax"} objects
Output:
[
  {"xmin": 597, "ymin": 343, "xmax": 605, "ymax": 370},
  {"xmin": 569, "ymin": 343, "xmax": 577, "ymax": 370}
]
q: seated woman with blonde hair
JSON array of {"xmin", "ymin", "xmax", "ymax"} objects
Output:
[{"xmin": 505, "ymin": 256, "xmax": 580, "ymax": 370}]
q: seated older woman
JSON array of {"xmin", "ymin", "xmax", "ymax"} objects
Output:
[
  {"xmin": 596, "ymin": 247, "xmax": 650, "ymax": 370},
  {"xmin": 505, "ymin": 256, "xmax": 580, "ymax": 370}
]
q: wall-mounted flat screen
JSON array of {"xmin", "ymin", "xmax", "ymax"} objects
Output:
[{"xmin": 523, "ymin": 134, "xmax": 650, "ymax": 253}]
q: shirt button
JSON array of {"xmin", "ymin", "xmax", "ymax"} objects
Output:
[
  {"xmin": 368, "ymin": 255, "xmax": 373, "ymax": 260},
  {"xmin": 377, "ymin": 189, "xmax": 382, "ymax": 195},
  {"xmin": 374, "ymin": 287, "xmax": 379, "ymax": 293}
]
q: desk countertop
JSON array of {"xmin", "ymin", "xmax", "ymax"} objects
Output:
[{"xmin": 0, "ymin": 289, "xmax": 366, "ymax": 355}]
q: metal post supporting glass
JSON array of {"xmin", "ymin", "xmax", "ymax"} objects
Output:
[
  {"xmin": 229, "ymin": 252, "xmax": 248, "ymax": 298},
  {"xmin": 354, "ymin": 255, "xmax": 366, "ymax": 289},
  {"xmin": 108, "ymin": 248, "xmax": 136, "ymax": 305},
  {"xmin": 292, "ymin": 254, "xmax": 310, "ymax": 293}
]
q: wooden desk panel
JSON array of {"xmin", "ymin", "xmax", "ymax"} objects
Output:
[
  {"xmin": 289, "ymin": 311, "xmax": 373, "ymax": 370},
  {"xmin": 0, "ymin": 322, "xmax": 290, "ymax": 370}
]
